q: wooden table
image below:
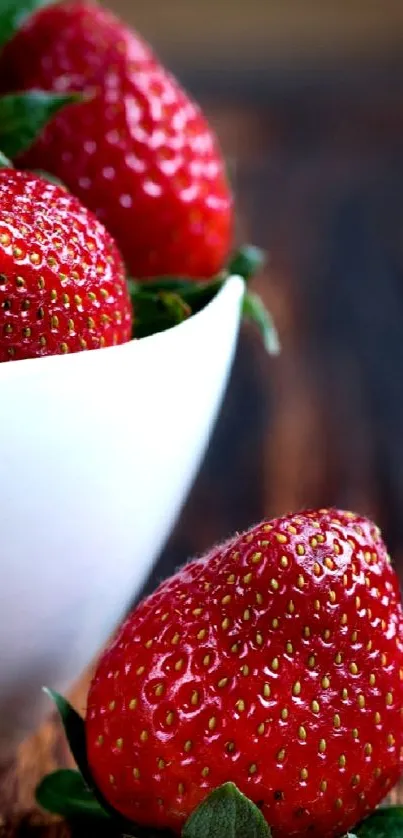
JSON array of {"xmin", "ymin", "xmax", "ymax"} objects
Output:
[
  {"xmin": 3, "ymin": 50, "xmax": 403, "ymax": 838},
  {"xmin": 0, "ymin": 676, "xmax": 89, "ymax": 836}
]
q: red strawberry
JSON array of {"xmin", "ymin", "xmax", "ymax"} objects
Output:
[
  {"xmin": 86, "ymin": 508, "xmax": 403, "ymax": 837},
  {"xmin": 0, "ymin": 1, "xmax": 232, "ymax": 279},
  {"xmin": 0, "ymin": 167, "xmax": 132, "ymax": 361}
]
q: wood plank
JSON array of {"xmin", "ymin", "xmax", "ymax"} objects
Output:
[{"xmin": 111, "ymin": 0, "xmax": 403, "ymax": 67}]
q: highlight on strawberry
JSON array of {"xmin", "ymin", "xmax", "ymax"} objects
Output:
[{"xmin": 37, "ymin": 508, "xmax": 403, "ymax": 838}]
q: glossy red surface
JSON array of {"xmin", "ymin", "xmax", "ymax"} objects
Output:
[
  {"xmin": 86, "ymin": 508, "xmax": 403, "ymax": 836},
  {"xmin": 0, "ymin": 169, "xmax": 131, "ymax": 361},
  {"xmin": 0, "ymin": 1, "xmax": 233, "ymax": 279}
]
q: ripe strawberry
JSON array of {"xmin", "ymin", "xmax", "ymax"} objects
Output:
[
  {"xmin": 86, "ymin": 509, "xmax": 403, "ymax": 837},
  {"xmin": 0, "ymin": 168, "xmax": 132, "ymax": 361},
  {"xmin": 0, "ymin": 0, "xmax": 232, "ymax": 279}
]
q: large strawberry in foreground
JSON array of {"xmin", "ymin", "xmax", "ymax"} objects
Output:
[
  {"xmin": 0, "ymin": 167, "xmax": 131, "ymax": 361},
  {"xmin": 84, "ymin": 508, "xmax": 403, "ymax": 837},
  {"xmin": 0, "ymin": 0, "xmax": 232, "ymax": 279}
]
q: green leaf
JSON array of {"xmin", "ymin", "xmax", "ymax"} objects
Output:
[
  {"xmin": 42, "ymin": 689, "xmax": 160, "ymax": 835},
  {"xmin": 0, "ymin": 91, "xmax": 82, "ymax": 158},
  {"xmin": 130, "ymin": 276, "xmax": 201, "ymax": 293},
  {"xmin": 182, "ymin": 783, "xmax": 271, "ymax": 838},
  {"xmin": 176, "ymin": 279, "xmax": 223, "ymax": 313},
  {"xmin": 31, "ymin": 168, "xmax": 67, "ymax": 188},
  {"xmin": 0, "ymin": 150, "xmax": 12, "ymax": 167},
  {"xmin": 36, "ymin": 769, "xmax": 110, "ymax": 821},
  {"xmin": 242, "ymin": 291, "xmax": 280, "ymax": 355},
  {"xmin": 43, "ymin": 688, "xmax": 93, "ymax": 789},
  {"xmin": 159, "ymin": 291, "xmax": 192, "ymax": 323},
  {"xmin": 355, "ymin": 806, "xmax": 403, "ymax": 838},
  {"xmin": 0, "ymin": 0, "xmax": 55, "ymax": 49},
  {"xmin": 130, "ymin": 277, "xmax": 224, "ymax": 321},
  {"xmin": 129, "ymin": 287, "xmax": 192, "ymax": 338},
  {"xmin": 129, "ymin": 245, "xmax": 276, "ymax": 349},
  {"xmin": 228, "ymin": 245, "xmax": 266, "ymax": 282}
]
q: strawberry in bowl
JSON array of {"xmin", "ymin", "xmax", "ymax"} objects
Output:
[
  {"xmin": 0, "ymin": 166, "xmax": 132, "ymax": 361},
  {"xmin": 39, "ymin": 508, "xmax": 403, "ymax": 838}
]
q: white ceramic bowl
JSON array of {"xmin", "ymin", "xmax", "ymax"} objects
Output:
[{"xmin": 0, "ymin": 275, "xmax": 244, "ymax": 759}]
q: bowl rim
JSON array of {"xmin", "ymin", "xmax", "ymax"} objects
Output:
[{"xmin": 0, "ymin": 274, "xmax": 245, "ymax": 382}]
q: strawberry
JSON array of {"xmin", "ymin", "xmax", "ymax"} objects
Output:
[
  {"xmin": 86, "ymin": 508, "xmax": 403, "ymax": 837},
  {"xmin": 0, "ymin": 0, "xmax": 233, "ymax": 279},
  {"xmin": 0, "ymin": 167, "xmax": 132, "ymax": 361}
]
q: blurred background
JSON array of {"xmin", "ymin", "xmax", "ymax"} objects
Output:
[{"xmin": 113, "ymin": 0, "xmax": 403, "ymax": 585}]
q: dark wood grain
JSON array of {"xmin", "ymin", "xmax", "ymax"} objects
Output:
[
  {"xmin": 112, "ymin": 0, "xmax": 403, "ymax": 73},
  {"xmin": 3, "ymin": 60, "xmax": 403, "ymax": 836}
]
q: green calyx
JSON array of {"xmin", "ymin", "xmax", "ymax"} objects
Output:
[
  {"xmin": 42, "ymin": 688, "xmax": 93, "ymax": 788},
  {"xmin": 242, "ymin": 290, "xmax": 280, "ymax": 355},
  {"xmin": 348, "ymin": 807, "xmax": 403, "ymax": 838},
  {"xmin": 183, "ymin": 783, "xmax": 270, "ymax": 838},
  {"xmin": 36, "ymin": 769, "xmax": 109, "ymax": 823},
  {"xmin": 228, "ymin": 244, "xmax": 266, "ymax": 282},
  {"xmin": 0, "ymin": 1, "xmax": 85, "ymax": 163},
  {"xmin": 129, "ymin": 244, "xmax": 280, "ymax": 353},
  {"xmin": 0, "ymin": 0, "xmax": 55, "ymax": 49},
  {"xmin": 38, "ymin": 690, "xmax": 403, "ymax": 838},
  {"xmin": 0, "ymin": 90, "xmax": 83, "ymax": 158},
  {"xmin": 0, "ymin": 150, "xmax": 12, "ymax": 168}
]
